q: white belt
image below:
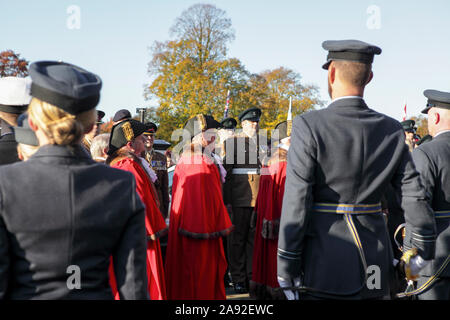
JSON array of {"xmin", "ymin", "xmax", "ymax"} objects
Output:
[{"xmin": 232, "ymin": 168, "xmax": 259, "ymax": 175}]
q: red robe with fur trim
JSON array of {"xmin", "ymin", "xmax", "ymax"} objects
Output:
[
  {"xmin": 165, "ymin": 152, "xmax": 233, "ymax": 300},
  {"xmin": 251, "ymin": 149, "xmax": 287, "ymax": 299},
  {"xmin": 109, "ymin": 155, "xmax": 167, "ymax": 300}
]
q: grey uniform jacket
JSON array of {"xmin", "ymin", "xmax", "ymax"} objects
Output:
[
  {"xmin": 278, "ymin": 97, "xmax": 436, "ymax": 299},
  {"xmin": 412, "ymin": 131, "xmax": 450, "ymax": 277},
  {"xmin": 0, "ymin": 145, "xmax": 149, "ymax": 300}
]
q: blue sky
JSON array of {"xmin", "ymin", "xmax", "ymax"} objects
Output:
[{"xmin": 2, "ymin": 0, "xmax": 449, "ymax": 122}]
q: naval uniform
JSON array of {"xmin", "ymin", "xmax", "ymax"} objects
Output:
[{"xmin": 277, "ymin": 96, "xmax": 436, "ymax": 299}]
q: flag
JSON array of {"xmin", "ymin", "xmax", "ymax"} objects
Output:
[
  {"xmin": 403, "ymin": 103, "xmax": 407, "ymax": 121},
  {"xmin": 224, "ymin": 90, "xmax": 230, "ymax": 119}
]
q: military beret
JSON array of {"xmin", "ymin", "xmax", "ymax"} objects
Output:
[
  {"xmin": 143, "ymin": 122, "xmax": 158, "ymax": 134},
  {"xmin": 421, "ymin": 89, "xmax": 450, "ymax": 114},
  {"xmin": 184, "ymin": 114, "xmax": 220, "ymax": 140},
  {"xmin": 238, "ymin": 107, "xmax": 262, "ymax": 122},
  {"xmin": 97, "ymin": 110, "xmax": 105, "ymax": 124},
  {"xmin": 322, "ymin": 40, "xmax": 382, "ymax": 70},
  {"xmin": 416, "ymin": 134, "xmax": 432, "ymax": 146},
  {"xmin": 220, "ymin": 117, "xmax": 237, "ymax": 130},
  {"xmin": 29, "ymin": 61, "xmax": 102, "ymax": 115},
  {"xmin": 108, "ymin": 119, "xmax": 151, "ymax": 155},
  {"xmin": 401, "ymin": 119, "xmax": 416, "ymax": 132},
  {"xmin": 113, "ymin": 109, "xmax": 132, "ymax": 122},
  {"xmin": 13, "ymin": 113, "xmax": 39, "ymax": 146},
  {"xmin": 0, "ymin": 76, "xmax": 32, "ymax": 114}
]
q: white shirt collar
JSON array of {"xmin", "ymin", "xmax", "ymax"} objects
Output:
[{"xmin": 331, "ymin": 95, "xmax": 364, "ymax": 103}]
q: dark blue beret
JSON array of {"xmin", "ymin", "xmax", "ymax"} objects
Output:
[
  {"xmin": 29, "ymin": 61, "xmax": 102, "ymax": 115},
  {"xmin": 421, "ymin": 89, "xmax": 450, "ymax": 114},
  {"xmin": 113, "ymin": 109, "xmax": 132, "ymax": 122},
  {"xmin": 322, "ymin": 40, "xmax": 382, "ymax": 70},
  {"xmin": 238, "ymin": 107, "xmax": 261, "ymax": 122},
  {"xmin": 13, "ymin": 113, "xmax": 39, "ymax": 146}
]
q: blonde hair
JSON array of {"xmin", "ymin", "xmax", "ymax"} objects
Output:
[
  {"xmin": 28, "ymin": 98, "xmax": 96, "ymax": 145},
  {"xmin": 17, "ymin": 143, "xmax": 39, "ymax": 161}
]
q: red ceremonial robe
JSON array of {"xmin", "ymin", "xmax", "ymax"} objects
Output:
[
  {"xmin": 109, "ymin": 155, "xmax": 168, "ymax": 300},
  {"xmin": 250, "ymin": 148, "xmax": 287, "ymax": 299},
  {"xmin": 165, "ymin": 150, "xmax": 233, "ymax": 300}
]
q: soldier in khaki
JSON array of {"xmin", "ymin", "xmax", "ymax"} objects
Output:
[{"xmin": 223, "ymin": 107, "xmax": 266, "ymax": 294}]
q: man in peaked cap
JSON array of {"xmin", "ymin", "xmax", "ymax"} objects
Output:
[
  {"xmin": 220, "ymin": 117, "xmax": 237, "ymax": 130},
  {"xmin": 142, "ymin": 122, "xmax": 170, "ymax": 221},
  {"xmin": 277, "ymin": 40, "xmax": 436, "ymax": 300},
  {"xmin": 223, "ymin": 107, "xmax": 267, "ymax": 294},
  {"xmin": 0, "ymin": 76, "xmax": 31, "ymax": 165},
  {"xmin": 401, "ymin": 119, "xmax": 416, "ymax": 152},
  {"xmin": 13, "ymin": 113, "xmax": 39, "ymax": 161},
  {"xmin": 410, "ymin": 90, "xmax": 450, "ymax": 300},
  {"xmin": 82, "ymin": 110, "xmax": 106, "ymax": 154}
]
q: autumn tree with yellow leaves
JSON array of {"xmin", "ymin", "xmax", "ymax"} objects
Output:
[{"xmin": 145, "ymin": 3, "xmax": 322, "ymax": 142}]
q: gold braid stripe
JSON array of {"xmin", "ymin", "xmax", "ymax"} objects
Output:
[
  {"xmin": 122, "ymin": 121, "xmax": 134, "ymax": 141},
  {"xmin": 196, "ymin": 114, "xmax": 206, "ymax": 132}
]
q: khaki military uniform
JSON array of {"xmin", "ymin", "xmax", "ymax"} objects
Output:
[{"xmin": 223, "ymin": 131, "xmax": 266, "ymax": 286}]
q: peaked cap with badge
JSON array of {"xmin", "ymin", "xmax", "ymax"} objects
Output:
[
  {"xmin": 220, "ymin": 117, "xmax": 237, "ymax": 130},
  {"xmin": 401, "ymin": 119, "xmax": 416, "ymax": 133},
  {"xmin": 108, "ymin": 119, "xmax": 151, "ymax": 155},
  {"xmin": 421, "ymin": 89, "xmax": 450, "ymax": 114},
  {"xmin": 273, "ymin": 120, "xmax": 291, "ymax": 142},
  {"xmin": 238, "ymin": 107, "xmax": 261, "ymax": 123},
  {"xmin": 97, "ymin": 110, "xmax": 105, "ymax": 124},
  {"xmin": 322, "ymin": 39, "xmax": 382, "ymax": 70},
  {"xmin": 29, "ymin": 61, "xmax": 102, "ymax": 114},
  {"xmin": 143, "ymin": 122, "xmax": 158, "ymax": 135},
  {"xmin": 184, "ymin": 114, "xmax": 220, "ymax": 140}
]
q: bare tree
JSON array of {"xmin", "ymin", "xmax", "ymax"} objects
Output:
[{"xmin": 170, "ymin": 3, "xmax": 235, "ymax": 64}]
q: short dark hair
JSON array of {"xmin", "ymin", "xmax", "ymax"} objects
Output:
[{"xmin": 334, "ymin": 61, "xmax": 372, "ymax": 87}]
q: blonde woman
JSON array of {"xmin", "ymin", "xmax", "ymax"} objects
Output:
[{"xmin": 0, "ymin": 61, "xmax": 148, "ymax": 300}]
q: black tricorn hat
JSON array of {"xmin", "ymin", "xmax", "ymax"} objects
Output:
[
  {"xmin": 273, "ymin": 121, "xmax": 290, "ymax": 142},
  {"xmin": 220, "ymin": 117, "xmax": 237, "ymax": 130},
  {"xmin": 108, "ymin": 119, "xmax": 151, "ymax": 155},
  {"xmin": 29, "ymin": 61, "xmax": 102, "ymax": 115},
  {"xmin": 184, "ymin": 114, "xmax": 220, "ymax": 140}
]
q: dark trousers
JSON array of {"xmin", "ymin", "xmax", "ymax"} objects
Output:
[
  {"xmin": 228, "ymin": 206, "xmax": 255, "ymax": 285},
  {"xmin": 417, "ymin": 277, "xmax": 450, "ymax": 300}
]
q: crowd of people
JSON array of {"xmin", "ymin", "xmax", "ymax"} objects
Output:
[{"xmin": 0, "ymin": 39, "xmax": 448, "ymax": 300}]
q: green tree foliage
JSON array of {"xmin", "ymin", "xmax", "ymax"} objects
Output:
[{"xmin": 145, "ymin": 3, "xmax": 322, "ymax": 142}]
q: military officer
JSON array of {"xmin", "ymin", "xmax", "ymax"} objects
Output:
[
  {"xmin": 0, "ymin": 61, "xmax": 149, "ymax": 299},
  {"xmin": 409, "ymin": 90, "xmax": 450, "ymax": 300},
  {"xmin": 223, "ymin": 107, "xmax": 266, "ymax": 294},
  {"xmin": 401, "ymin": 119, "xmax": 416, "ymax": 152},
  {"xmin": 217, "ymin": 117, "xmax": 237, "ymax": 158},
  {"xmin": 142, "ymin": 122, "xmax": 170, "ymax": 220},
  {"xmin": 0, "ymin": 76, "xmax": 31, "ymax": 165},
  {"xmin": 277, "ymin": 40, "xmax": 436, "ymax": 300}
]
